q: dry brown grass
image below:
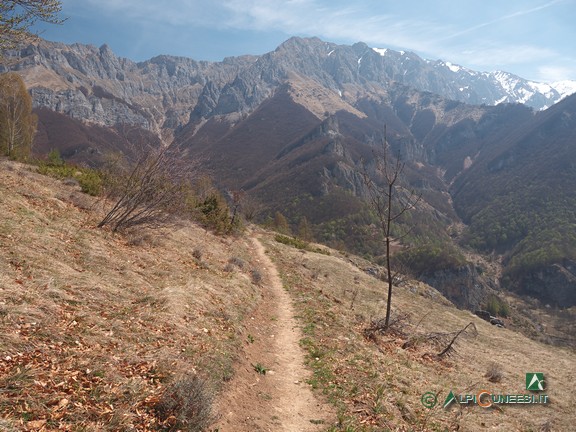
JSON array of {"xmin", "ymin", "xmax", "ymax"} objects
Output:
[
  {"xmin": 2, "ymin": 157, "xmax": 575, "ymax": 431},
  {"xmin": 263, "ymin": 234, "xmax": 576, "ymax": 432},
  {"xmin": 0, "ymin": 159, "xmax": 261, "ymax": 430}
]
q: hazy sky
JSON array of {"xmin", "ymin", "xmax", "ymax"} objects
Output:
[{"xmin": 34, "ymin": 0, "xmax": 576, "ymax": 83}]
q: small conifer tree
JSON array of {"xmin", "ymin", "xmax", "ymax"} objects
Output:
[
  {"xmin": 273, "ymin": 211, "xmax": 291, "ymax": 235},
  {"xmin": 297, "ymin": 216, "xmax": 314, "ymax": 242}
]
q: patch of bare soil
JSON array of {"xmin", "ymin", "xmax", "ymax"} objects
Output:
[{"xmin": 213, "ymin": 235, "xmax": 334, "ymax": 431}]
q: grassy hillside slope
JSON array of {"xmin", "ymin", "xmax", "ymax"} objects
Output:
[
  {"xmin": 0, "ymin": 158, "xmax": 574, "ymax": 431},
  {"xmin": 0, "ymin": 159, "xmax": 261, "ymax": 430},
  {"xmin": 263, "ymin": 236, "xmax": 576, "ymax": 431}
]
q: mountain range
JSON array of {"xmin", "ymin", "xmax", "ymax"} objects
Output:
[{"xmin": 3, "ymin": 36, "xmax": 576, "ymax": 312}]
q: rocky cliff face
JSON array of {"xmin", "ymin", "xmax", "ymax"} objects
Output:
[
  {"xmin": 3, "ymin": 36, "xmax": 575, "ymax": 144},
  {"xmin": 421, "ymin": 264, "xmax": 495, "ymax": 310},
  {"xmin": 2, "ymin": 40, "xmax": 252, "ymax": 138},
  {"xmin": 513, "ymin": 260, "xmax": 576, "ymax": 308}
]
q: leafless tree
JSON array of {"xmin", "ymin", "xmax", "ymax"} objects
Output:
[
  {"xmin": 361, "ymin": 126, "xmax": 420, "ymax": 328},
  {"xmin": 98, "ymin": 144, "xmax": 197, "ymax": 232},
  {"xmin": 228, "ymin": 189, "xmax": 244, "ymax": 228},
  {"xmin": 240, "ymin": 193, "xmax": 263, "ymax": 222}
]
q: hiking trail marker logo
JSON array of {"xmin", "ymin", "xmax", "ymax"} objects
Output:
[
  {"xmin": 526, "ymin": 373, "xmax": 545, "ymax": 391},
  {"xmin": 443, "ymin": 390, "xmax": 457, "ymax": 408},
  {"xmin": 422, "ymin": 372, "xmax": 549, "ymax": 409}
]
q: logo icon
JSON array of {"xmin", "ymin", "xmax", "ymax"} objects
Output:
[
  {"xmin": 526, "ymin": 373, "xmax": 545, "ymax": 391},
  {"xmin": 443, "ymin": 390, "xmax": 457, "ymax": 408},
  {"xmin": 421, "ymin": 391, "xmax": 437, "ymax": 409}
]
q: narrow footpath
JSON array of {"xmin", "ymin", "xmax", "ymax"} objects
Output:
[{"xmin": 213, "ymin": 235, "xmax": 334, "ymax": 431}]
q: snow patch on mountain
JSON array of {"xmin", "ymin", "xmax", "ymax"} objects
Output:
[
  {"xmin": 551, "ymin": 80, "xmax": 576, "ymax": 98},
  {"xmin": 370, "ymin": 44, "xmax": 576, "ymax": 110},
  {"xmin": 490, "ymin": 70, "xmax": 576, "ymax": 107},
  {"xmin": 445, "ymin": 61, "xmax": 461, "ymax": 73}
]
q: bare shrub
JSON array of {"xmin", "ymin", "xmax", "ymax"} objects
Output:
[
  {"xmin": 437, "ymin": 322, "xmax": 478, "ymax": 358},
  {"xmin": 363, "ymin": 312, "xmax": 410, "ymax": 341},
  {"xmin": 192, "ymin": 248, "xmax": 203, "ymax": 260},
  {"xmin": 57, "ymin": 191, "xmax": 94, "ymax": 210},
  {"xmin": 126, "ymin": 232, "xmax": 151, "ymax": 247},
  {"xmin": 240, "ymin": 193, "xmax": 263, "ymax": 222},
  {"xmin": 228, "ymin": 256, "xmax": 245, "ymax": 269},
  {"xmin": 154, "ymin": 374, "xmax": 214, "ymax": 432},
  {"xmin": 98, "ymin": 144, "xmax": 197, "ymax": 232},
  {"xmin": 540, "ymin": 419, "xmax": 553, "ymax": 432},
  {"xmin": 250, "ymin": 268, "xmax": 263, "ymax": 285},
  {"xmin": 224, "ymin": 257, "xmax": 246, "ymax": 273},
  {"xmin": 485, "ymin": 362, "xmax": 504, "ymax": 383},
  {"xmin": 62, "ymin": 177, "xmax": 80, "ymax": 187},
  {"xmin": 126, "ymin": 231, "xmax": 162, "ymax": 247},
  {"xmin": 401, "ymin": 321, "xmax": 479, "ymax": 358}
]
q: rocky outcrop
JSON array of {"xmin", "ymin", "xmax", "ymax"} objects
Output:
[
  {"xmin": 514, "ymin": 260, "xmax": 576, "ymax": 307},
  {"xmin": 29, "ymin": 86, "xmax": 153, "ymax": 128},
  {"xmin": 421, "ymin": 264, "xmax": 495, "ymax": 310},
  {"xmin": 2, "ymin": 40, "xmax": 250, "ymax": 134}
]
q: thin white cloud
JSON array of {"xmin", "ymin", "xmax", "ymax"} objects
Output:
[
  {"xmin": 442, "ymin": 0, "xmax": 566, "ymax": 40},
  {"xmin": 78, "ymin": 0, "xmax": 445, "ymax": 50},
  {"xmin": 538, "ymin": 65, "xmax": 576, "ymax": 82},
  {"xmin": 209, "ymin": 0, "xmax": 572, "ymax": 79},
  {"xmin": 63, "ymin": 0, "xmax": 575, "ymax": 81},
  {"xmin": 458, "ymin": 45, "xmax": 557, "ymax": 70},
  {"xmin": 220, "ymin": 0, "xmax": 451, "ymax": 54},
  {"xmin": 75, "ymin": 0, "xmax": 565, "ymax": 63}
]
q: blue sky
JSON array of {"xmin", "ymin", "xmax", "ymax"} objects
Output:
[{"xmin": 34, "ymin": 0, "xmax": 576, "ymax": 82}]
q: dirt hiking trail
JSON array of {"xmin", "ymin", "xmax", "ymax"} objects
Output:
[{"xmin": 213, "ymin": 235, "xmax": 334, "ymax": 431}]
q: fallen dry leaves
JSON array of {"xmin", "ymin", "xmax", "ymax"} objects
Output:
[
  {"xmin": 0, "ymin": 327, "xmax": 166, "ymax": 430},
  {"xmin": 0, "ymin": 160, "xmax": 260, "ymax": 431}
]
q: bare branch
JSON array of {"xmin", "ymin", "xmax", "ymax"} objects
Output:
[
  {"xmin": 0, "ymin": 1, "xmax": 65, "ymax": 54},
  {"xmin": 98, "ymin": 143, "xmax": 198, "ymax": 232},
  {"xmin": 437, "ymin": 322, "xmax": 478, "ymax": 358}
]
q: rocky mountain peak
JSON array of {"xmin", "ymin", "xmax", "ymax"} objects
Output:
[
  {"xmin": 3, "ymin": 36, "xmax": 575, "ymax": 141},
  {"xmin": 275, "ymin": 36, "xmax": 328, "ymax": 54}
]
